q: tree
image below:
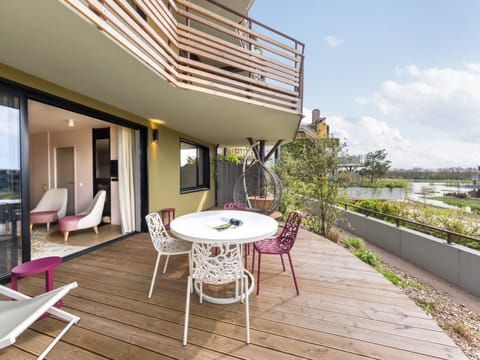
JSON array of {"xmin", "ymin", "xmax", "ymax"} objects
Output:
[
  {"xmin": 276, "ymin": 137, "xmax": 347, "ymax": 236},
  {"xmin": 361, "ymin": 149, "xmax": 391, "ymax": 183}
]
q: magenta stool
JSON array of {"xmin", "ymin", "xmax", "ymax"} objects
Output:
[
  {"xmin": 11, "ymin": 256, "xmax": 63, "ymax": 314},
  {"xmin": 160, "ymin": 208, "xmax": 175, "ymax": 230}
]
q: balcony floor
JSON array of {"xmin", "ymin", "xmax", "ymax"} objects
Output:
[{"xmin": 2, "ymin": 229, "xmax": 467, "ymax": 359}]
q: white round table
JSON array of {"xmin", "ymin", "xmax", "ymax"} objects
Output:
[{"xmin": 171, "ymin": 210, "xmax": 278, "ymax": 304}]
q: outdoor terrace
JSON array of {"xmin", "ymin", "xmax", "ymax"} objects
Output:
[{"xmin": 2, "ymin": 228, "xmax": 466, "ymax": 359}]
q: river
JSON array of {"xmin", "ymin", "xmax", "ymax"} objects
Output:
[{"xmin": 344, "ymin": 182, "xmax": 474, "ymax": 209}]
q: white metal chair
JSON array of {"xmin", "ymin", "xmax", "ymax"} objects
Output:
[
  {"xmin": 0, "ymin": 282, "xmax": 80, "ymax": 360},
  {"xmin": 183, "ymin": 242, "xmax": 250, "ymax": 346},
  {"xmin": 145, "ymin": 212, "xmax": 192, "ymax": 298}
]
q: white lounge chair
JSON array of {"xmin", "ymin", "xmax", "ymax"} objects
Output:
[
  {"xmin": 0, "ymin": 282, "xmax": 80, "ymax": 360},
  {"xmin": 58, "ymin": 190, "xmax": 106, "ymax": 242},
  {"xmin": 30, "ymin": 188, "xmax": 68, "ymax": 233}
]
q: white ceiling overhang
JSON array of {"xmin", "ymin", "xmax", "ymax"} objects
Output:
[{"xmin": 0, "ymin": 1, "xmax": 300, "ymax": 146}]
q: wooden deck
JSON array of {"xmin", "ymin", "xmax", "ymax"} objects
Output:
[{"xmin": 2, "ymin": 228, "xmax": 467, "ymax": 359}]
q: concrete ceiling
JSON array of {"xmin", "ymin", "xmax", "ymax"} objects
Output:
[
  {"xmin": 0, "ymin": 0, "xmax": 300, "ymax": 146},
  {"xmin": 28, "ymin": 100, "xmax": 111, "ymax": 134}
]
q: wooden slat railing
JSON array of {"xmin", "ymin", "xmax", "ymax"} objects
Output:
[{"xmin": 62, "ymin": 0, "xmax": 304, "ymax": 114}]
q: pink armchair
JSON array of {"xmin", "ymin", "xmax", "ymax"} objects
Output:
[
  {"xmin": 30, "ymin": 188, "xmax": 68, "ymax": 233},
  {"xmin": 58, "ymin": 190, "xmax": 106, "ymax": 242}
]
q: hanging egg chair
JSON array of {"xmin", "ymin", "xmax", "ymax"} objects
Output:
[{"xmin": 233, "ymin": 143, "xmax": 282, "ymax": 215}]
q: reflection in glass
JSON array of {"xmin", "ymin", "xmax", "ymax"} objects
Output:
[
  {"xmin": 0, "ymin": 93, "xmax": 21, "ymax": 278},
  {"xmin": 180, "ymin": 142, "xmax": 197, "ymax": 189}
]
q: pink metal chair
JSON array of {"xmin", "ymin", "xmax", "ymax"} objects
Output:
[
  {"xmin": 223, "ymin": 202, "xmax": 245, "ymax": 210},
  {"xmin": 251, "ymin": 211, "xmax": 302, "ymax": 295},
  {"xmin": 160, "ymin": 207, "xmax": 175, "ymax": 230}
]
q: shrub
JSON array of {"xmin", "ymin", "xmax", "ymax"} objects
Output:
[
  {"xmin": 380, "ymin": 269, "xmax": 424, "ymax": 290},
  {"xmin": 344, "ymin": 237, "xmax": 364, "ymax": 250},
  {"xmin": 355, "ymin": 249, "xmax": 379, "ymax": 267},
  {"xmin": 326, "ymin": 230, "xmax": 340, "ymax": 243},
  {"xmin": 353, "ymin": 199, "xmax": 401, "ymax": 221},
  {"xmin": 417, "ymin": 299, "xmax": 435, "ymax": 314},
  {"xmin": 443, "ymin": 321, "xmax": 476, "ymax": 344}
]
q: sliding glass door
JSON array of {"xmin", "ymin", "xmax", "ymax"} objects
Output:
[{"xmin": 0, "ymin": 91, "xmax": 22, "ymax": 278}]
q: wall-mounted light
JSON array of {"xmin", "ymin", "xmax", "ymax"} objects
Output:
[
  {"xmin": 67, "ymin": 119, "xmax": 75, "ymax": 127},
  {"xmin": 152, "ymin": 129, "xmax": 159, "ymax": 142}
]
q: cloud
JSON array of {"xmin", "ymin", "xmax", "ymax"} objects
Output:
[
  {"xmin": 329, "ymin": 115, "xmax": 480, "ymax": 168},
  {"xmin": 302, "ymin": 107, "xmax": 312, "ymax": 124},
  {"xmin": 325, "ymin": 35, "xmax": 343, "ymax": 48},
  {"xmin": 355, "ymin": 63, "xmax": 480, "ymax": 141}
]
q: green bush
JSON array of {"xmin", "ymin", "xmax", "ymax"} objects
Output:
[
  {"xmin": 355, "ymin": 249, "xmax": 379, "ymax": 267},
  {"xmin": 379, "ymin": 268, "xmax": 424, "ymax": 290},
  {"xmin": 344, "ymin": 237, "xmax": 365, "ymax": 250},
  {"xmin": 217, "ymin": 154, "xmax": 242, "ymax": 165},
  {"xmin": 353, "ymin": 199, "xmax": 401, "ymax": 222}
]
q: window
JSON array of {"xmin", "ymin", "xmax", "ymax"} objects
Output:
[{"xmin": 180, "ymin": 139, "xmax": 210, "ymax": 193}]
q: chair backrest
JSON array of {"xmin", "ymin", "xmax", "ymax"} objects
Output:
[
  {"xmin": 31, "ymin": 188, "xmax": 68, "ymax": 218},
  {"xmin": 77, "ymin": 190, "xmax": 106, "ymax": 227},
  {"xmin": 191, "ymin": 242, "xmax": 243, "ymax": 285},
  {"xmin": 223, "ymin": 202, "xmax": 246, "ymax": 210},
  {"xmin": 0, "ymin": 282, "xmax": 78, "ymax": 349},
  {"xmin": 278, "ymin": 211, "xmax": 302, "ymax": 250},
  {"xmin": 145, "ymin": 212, "xmax": 171, "ymax": 252}
]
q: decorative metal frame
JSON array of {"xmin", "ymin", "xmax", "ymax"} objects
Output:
[
  {"xmin": 145, "ymin": 212, "xmax": 192, "ymax": 298},
  {"xmin": 184, "ymin": 242, "xmax": 250, "ymax": 345},
  {"xmin": 233, "ymin": 142, "xmax": 282, "ymax": 215}
]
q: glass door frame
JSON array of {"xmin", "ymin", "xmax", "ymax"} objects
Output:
[
  {"xmin": 0, "ymin": 78, "xmax": 149, "ymax": 274},
  {"xmin": 0, "ymin": 82, "xmax": 30, "ymax": 265}
]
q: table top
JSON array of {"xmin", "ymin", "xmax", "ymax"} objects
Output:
[
  {"xmin": 11, "ymin": 256, "xmax": 62, "ymax": 276},
  {"xmin": 171, "ymin": 210, "xmax": 278, "ymax": 244}
]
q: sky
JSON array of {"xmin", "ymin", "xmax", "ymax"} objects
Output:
[{"xmin": 249, "ymin": 1, "xmax": 480, "ymax": 169}]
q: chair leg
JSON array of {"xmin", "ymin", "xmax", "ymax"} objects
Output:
[
  {"xmin": 183, "ymin": 276, "xmax": 192, "ymax": 346},
  {"xmin": 244, "ymin": 243, "xmax": 248, "ymax": 269},
  {"xmin": 256, "ymin": 252, "xmax": 262, "ymax": 295},
  {"xmin": 244, "ymin": 274, "xmax": 250, "ymax": 344},
  {"xmin": 251, "ymin": 247, "xmax": 256, "ymax": 274},
  {"xmin": 30, "ymin": 223, "xmax": 33, "ymax": 232},
  {"xmin": 188, "ymin": 252, "xmax": 193, "ymax": 293},
  {"xmin": 46, "ymin": 222, "xmax": 50, "ymax": 233},
  {"xmin": 63, "ymin": 232, "xmax": 69, "ymax": 243},
  {"xmin": 287, "ymin": 252, "xmax": 300, "ymax": 295},
  {"xmin": 280, "ymin": 254, "xmax": 286, "ymax": 271},
  {"xmin": 93, "ymin": 226, "xmax": 98, "ymax": 235},
  {"xmin": 163, "ymin": 255, "xmax": 170, "ymax": 273},
  {"xmin": 148, "ymin": 253, "xmax": 162, "ymax": 298}
]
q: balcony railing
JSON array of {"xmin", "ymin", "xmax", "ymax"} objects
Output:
[
  {"xmin": 63, "ymin": 0, "xmax": 305, "ymax": 114},
  {"xmin": 339, "ymin": 201, "xmax": 480, "ymax": 247}
]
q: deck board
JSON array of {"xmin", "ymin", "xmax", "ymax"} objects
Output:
[{"xmin": 2, "ymin": 229, "xmax": 467, "ymax": 359}]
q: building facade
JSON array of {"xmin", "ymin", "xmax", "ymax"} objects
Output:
[{"xmin": 0, "ymin": 0, "xmax": 304, "ymax": 280}]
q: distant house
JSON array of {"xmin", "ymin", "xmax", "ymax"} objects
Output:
[{"xmin": 297, "ymin": 109, "xmax": 330, "ymax": 139}]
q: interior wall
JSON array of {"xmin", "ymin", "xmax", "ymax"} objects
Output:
[
  {"xmin": 29, "ymin": 133, "xmax": 50, "ymax": 208},
  {"xmin": 49, "ymin": 129, "xmax": 92, "ymax": 213}
]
